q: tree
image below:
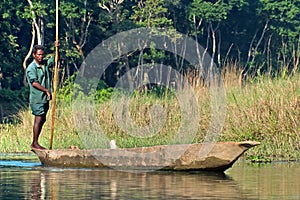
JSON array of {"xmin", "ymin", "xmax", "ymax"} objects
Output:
[
  {"xmin": 1, "ymin": 0, "xmax": 300, "ymax": 91},
  {"xmin": 22, "ymin": 0, "xmax": 53, "ymax": 71},
  {"xmin": 131, "ymin": 0, "xmax": 173, "ymax": 28},
  {"xmin": 188, "ymin": 0, "xmax": 247, "ymax": 77},
  {"xmin": 258, "ymin": 0, "xmax": 300, "ymax": 74},
  {"xmin": 0, "ymin": 0, "xmax": 29, "ymax": 89},
  {"xmin": 60, "ymin": 0, "xmax": 93, "ymax": 59}
]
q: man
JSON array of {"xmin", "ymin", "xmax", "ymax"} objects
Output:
[{"xmin": 26, "ymin": 44, "xmax": 55, "ymax": 150}]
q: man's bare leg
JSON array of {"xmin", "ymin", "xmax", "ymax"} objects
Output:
[{"xmin": 31, "ymin": 114, "xmax": 47, "ymax": 150}]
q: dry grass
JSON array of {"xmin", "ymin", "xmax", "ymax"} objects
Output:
[{"xmin": 1, "ymin": 64, "xmax": 300, "ymax": 161}]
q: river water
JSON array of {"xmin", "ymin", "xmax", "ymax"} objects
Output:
[{"xmin": 0, "ymin": 153, "xmax": 299, "ymax": 200}]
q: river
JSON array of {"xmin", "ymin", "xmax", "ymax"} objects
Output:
[{"xmin": 0, "ymin": 153, "xmax": 299, "ymax": 199}]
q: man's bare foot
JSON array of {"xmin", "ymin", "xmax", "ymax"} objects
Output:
[{"xmin": 30, "ymin": 144, "xmax": 47, "ymax": 150}]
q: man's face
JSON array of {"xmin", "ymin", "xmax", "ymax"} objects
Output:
[{"xmin": 33, "ymin": 49, "xmax": 44, "ymax": 65}]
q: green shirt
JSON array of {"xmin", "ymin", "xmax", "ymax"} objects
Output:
[{"xmin": 26, "ymin": 57, "xmax": 53, "ymax": 104}]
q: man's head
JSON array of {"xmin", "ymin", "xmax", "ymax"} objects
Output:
[{"xmin": 33, "ymin": 45, "xmax": 45, "ymax": 65}]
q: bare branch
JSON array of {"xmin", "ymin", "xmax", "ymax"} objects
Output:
[
  {"xmin": 251, "ymin": 21, "xmax": 269, "ymax": 64},
  {"xmin": 26, "ymin": 0, "xmax": 43, "ymax": 44},
  {"xmin": 23, "ymin": 23, "xmax": 35, "ymax": 72}
]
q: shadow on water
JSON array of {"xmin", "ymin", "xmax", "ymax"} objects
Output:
[
  {"xmin": 0, "ymin": 154, "xmax": 254, "ymax": 200},
  {"xmin": 0, "ymin": 153, "xmax": 41, "ymax": 170},
  {"xmin": 0, "ymin": 160, "xmax": 41, "ymax": 168}
]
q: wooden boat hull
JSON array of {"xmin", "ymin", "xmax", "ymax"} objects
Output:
[{"xmin": 32, "ymin": 141, "xmax": 260, "ymax": 171}]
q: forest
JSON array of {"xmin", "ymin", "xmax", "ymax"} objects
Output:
[
  {"xmin": 0, "ymin": 0, "xmax": 300, "ymax": 100},
  {"xmin": 1, "ymin": 0, "xmax": 300, "ymax": 158}
]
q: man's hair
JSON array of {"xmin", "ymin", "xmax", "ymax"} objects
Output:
[{"xmin": 33, "ymin": 45, "xmax": 44, "ymax": 54}]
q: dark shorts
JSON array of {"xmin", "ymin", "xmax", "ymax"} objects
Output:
[{"xmin": 30, "ymin": 102, "xmax": 49, "ymax": 116}]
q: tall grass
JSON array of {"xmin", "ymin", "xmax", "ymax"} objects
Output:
[
  {"xmin": 1, "ymin": 64, "xmax": 300, "ymax": 161},
  {"xmin": 222, "ymin": 74, "xmax": 300, "ymax": 161}
]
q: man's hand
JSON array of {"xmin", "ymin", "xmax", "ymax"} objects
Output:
[
  {"xmin": 46, "ymin": 90, "xmax": 52, "ymax": 100},
  {"xmin": 55, "ymin": 40, "xmax": 60, "ymax": 47}
]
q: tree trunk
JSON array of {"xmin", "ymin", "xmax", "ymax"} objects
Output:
[{"xmin": 23, "ymin": 0, "xmax": 45, "ymax": 86}]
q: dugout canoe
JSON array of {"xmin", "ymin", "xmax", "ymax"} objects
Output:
[{"xmin": 32, "ymin": 141, "xmax": 260, "ymax": 171}]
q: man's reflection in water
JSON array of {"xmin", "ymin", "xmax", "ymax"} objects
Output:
[
  {"xmin": 110, "ymin": 179, "xmax": 117, "ymax": 200},
  {"xmin": 31, "ymin": 172, "xmax": 46, "ymax": 200}
]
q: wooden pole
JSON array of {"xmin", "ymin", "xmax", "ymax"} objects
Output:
[{"xmin": 50, "ymin": 0, "xmax": 59, "ymax": 150}]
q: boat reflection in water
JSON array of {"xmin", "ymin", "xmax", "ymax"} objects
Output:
[
  {"xmin": 1, "ymin": 159, "xmax": 299, "ymax": 199},
  {"xmin": 0, "ymin": 167, "xmax": 251, "ymax": 199}
]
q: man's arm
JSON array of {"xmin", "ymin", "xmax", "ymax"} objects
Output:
[{"xmin": 32, "ymin": 82, "xmax": 52, "ymax": 100}]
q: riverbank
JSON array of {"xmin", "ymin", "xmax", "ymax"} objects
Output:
[{"xmin": 1, "ymin": 73, "xmax": 300, "ymax": 162}]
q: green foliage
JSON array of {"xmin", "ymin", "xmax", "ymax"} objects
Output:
[
  {"xmin": 57, "ymin": 75, "xmax": 77, "ymax": 105},
  {"xmin": 57, "ymin": 73, "xmax": 114, "ymax": 105},
  {"xmin": 132, "ymin": 85, "xmax": 176, "ymax": 99},
  {"xmin": 131, "ymin": 0, "xmax": 173, "ymax": 28},
  {"xmin": 0, "ymin": 1, "xmax": 28, "ymax": 90},
  {"xmin": 64, "ymin": 46, "xmax": 82, "ymax": 59},
  {"xmin": 94, "ymin": 87, "xmax": 114, "ymax": 103},
  {"xmin": 259, "ymin": 0, "xmax": 300, "ymax": 37},
  {"xmin": 0, "ymin": 87, "xmax": 29, "ymax": 123},
  {"xmin": 189, "ymin": 0, "xmax": 247, "ymax": 22},
  {"xmin": 0, "ymin": 88, "xmax": 17, "ymax": 102},
  {"xmin": 22, "ymin": 1, "xmax": 49, "ymax": 19},
  {"xmin": 59, "ymin": 1, "xmax": 83, "ymax": 19},
  {"xmin": 247, "ymin": 155, "xmax": 272, "ymax": 163},
  {"xmin": 142, "ymin": 42, "xmax": 166, "ymax": 63},
  {"xmin": 0, "ymin": 0, "xmax": 300, "ymax": 93},
  {"xmin": 0, "ymin": 87, "xmax": 29, "ymax": 103}
]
